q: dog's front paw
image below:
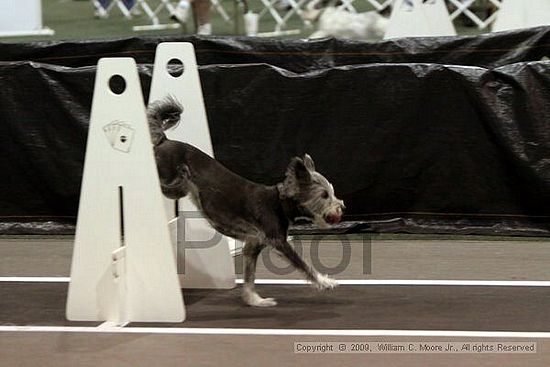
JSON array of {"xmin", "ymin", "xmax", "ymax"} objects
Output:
[
  {"xmin": 243, "ymin": 292, "xmax": 278, "ymax": 307},
  {"xmin": 313, "ymin": 274, "xmax": 339, "ymax": 291},
  {"xmin": 250, "ymin": 297, "xmax": 278, "ymax": 307}
]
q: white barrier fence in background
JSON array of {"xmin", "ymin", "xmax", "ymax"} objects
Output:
[
  {"xmin": 255, "ymin": 0, "xmax": 550, "ymax": 37},
  {"xmin": 133, "ymin": 0, "xmax": 182, "ymax": 31},
  {"xmin": 447, "ymin": 0, "xmax": 501, "ymax": 29},
  {"xmin": 247, "ymin": 0, "xmax": 506, "ymax": 36},
  {"xmin": 86, "ymin": 0, "xmax": 550, "ymax": 37},
  {"xmin": 91, "ymin": 0, "xmax": 232, "ymax": 32}
]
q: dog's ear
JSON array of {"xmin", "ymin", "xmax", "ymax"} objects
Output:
[
  {"xmin": 279, "ymin": 157, "xmax": 311, "ymax": 199},
  {"xmin": 287, "ymin": 157, "xmax": 312, "ymax": 183},
  {"xmin": 303, "ymin": 153, "xmax": 315, "ymax": 172}
]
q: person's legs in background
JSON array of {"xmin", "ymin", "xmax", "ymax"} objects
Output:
[
  {"xmin": 193, "ymin": 0, "xmax": 212, "ymax": 35},
  {"xmin": 173, "ymin": 0, "xmax": 212, "ymax": 35}
]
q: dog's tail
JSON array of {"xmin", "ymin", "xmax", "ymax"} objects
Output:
[{"xmin": 147, "ymin": 95, "xmax": 184, "ymax": 146}]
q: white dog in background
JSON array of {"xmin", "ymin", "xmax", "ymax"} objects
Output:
[{"xmin": 308, "ymin": 7, "xmax": 389, "ymax": 40}]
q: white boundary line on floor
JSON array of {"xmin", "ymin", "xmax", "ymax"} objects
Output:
[
  {"xmin": 2, "ymin": 277, "xmax": 550, "ymax": 287},
  {"xmin": 0, "ymin": 277, "xmax": 70, "ymax": 282},
  {"xmin": 0, "ymin": 325, "xmax": 549, "ymax": 338},
  {"xmin": 239, "ymin": 279, "xmax": 550, "ymax": 287},
  {"xmin": 2, "ymin": 276, "xmax": 550, "ymax": 338}
]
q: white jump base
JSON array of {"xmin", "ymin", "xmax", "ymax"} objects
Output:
[
  {"xmin": 0, "ymin": 28, "xmax": 54, "ymax": 37},
  {"xmin": 132, "ymin": 23, "xmax": 181, "ymax": 31}
]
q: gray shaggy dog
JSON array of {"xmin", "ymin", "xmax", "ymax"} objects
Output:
[{"xmin": 148, "ymin": 97, "xmax": 345, "ymax": 307}]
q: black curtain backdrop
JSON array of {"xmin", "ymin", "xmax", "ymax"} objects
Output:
[{"xmin": 0, "ymin": 28, "xmax": 549, "ymax": 235}]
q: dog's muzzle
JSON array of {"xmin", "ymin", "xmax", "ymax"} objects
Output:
[
  {"xmin": 324, "ymin": 213, "xmax": 342, "ymax": 225},
  {"xmin": 324, "ymin": 203, "xmax": 345, "ymax": 225}
]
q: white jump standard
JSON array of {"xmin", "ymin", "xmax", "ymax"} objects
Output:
[
  {"xmin": 148, "ymin": 42, "xmax": 236, "ymax": 289},
  {"xmin": 66, "ymin": 58, "xmax": 185, "ymax": 325}
]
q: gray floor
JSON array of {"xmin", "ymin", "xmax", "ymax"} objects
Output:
[
  {"xmin": 2, "ymin": 333, "xmax": 550, "ymax": 367},
  {"xmin": 2, "ymin": 236, "xmax": 550, "ymax": 280},
  {"xmin": 1, "ymin": 235, "xmax": 550, "ymax": 366},
  {"xmin": 2, "ymin": 282, "xmax": 550, "ymax": 331}
]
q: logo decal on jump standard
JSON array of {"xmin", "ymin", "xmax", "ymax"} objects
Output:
[{"xmin": 103, "ymin": 120, "xmax": 135, "ymax": 153}]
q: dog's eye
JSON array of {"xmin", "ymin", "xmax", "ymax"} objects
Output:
[{"xmin": 322, "ymin": 191, "xmax": 329, "ymax": 199}]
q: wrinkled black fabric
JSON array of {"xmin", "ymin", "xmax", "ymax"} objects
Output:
[
  {"xmin": 0, "ymin": 26, "xmax": 550, "ymax": 71},
  {"xmin": 0, "ymin": 28, "xmax": 549, "ymax": 236}
]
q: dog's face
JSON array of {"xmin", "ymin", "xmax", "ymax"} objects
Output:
[{"xmin": 281, "ymin": 154, "xmax": 345, "ymax": 228}]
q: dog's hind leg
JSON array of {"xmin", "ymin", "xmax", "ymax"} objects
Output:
[
  {"xmin": 270, "ymin": 239, "xmax": 338, "ymax": 291},
  {"xmin": 242, "ymin": 240, "xmax": 276, "ymax": 307}
]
